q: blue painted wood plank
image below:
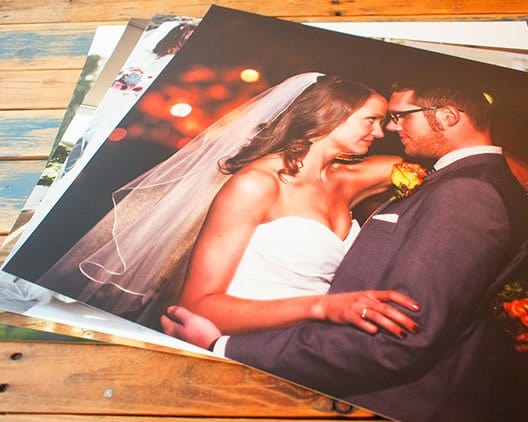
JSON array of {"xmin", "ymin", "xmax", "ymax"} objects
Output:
[
  {"xmin": 0, "ymin": 31, "xmax": 94, "ymax": 60},
  {"xmin": 0, "ymin": 111, "xmax": 63, "ymax": 158},
  {"xmin": 0, "ymin": 26, "xmax": 95, "ymax": 71}
]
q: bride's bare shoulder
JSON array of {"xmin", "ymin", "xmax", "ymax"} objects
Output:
[{"xmin": 220, "ymin": 164, "xmax": 281, "ymax": 205}]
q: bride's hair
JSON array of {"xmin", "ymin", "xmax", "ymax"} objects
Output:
[{"xmin": 219, "ymin": 75, "xmax": 377, "ymax": 177}]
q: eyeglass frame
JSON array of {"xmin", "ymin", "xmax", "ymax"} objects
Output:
[
  {"xmin": 385, "ymin": 106, "xmax": 465, "ymax": 125},
  {"xmin": 385, "ymin": 106, "xmax": 439, "ymax": 125}
]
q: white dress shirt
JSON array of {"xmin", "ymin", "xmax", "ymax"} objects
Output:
[{"xmin": 433, "ymin": 145, "xmax": 502, "ymax": 171}]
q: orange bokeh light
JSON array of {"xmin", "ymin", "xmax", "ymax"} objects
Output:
[
  {"xmin": 170, "ymin": 103, "xmax": 193, "ymax": 117},
  {"xmin": 108, "ymin": 127, "xmax": 127, "ymax": 142},
  {"xmin": 240, "ymin": 69, "xmax": 260, "ymax": 83}
]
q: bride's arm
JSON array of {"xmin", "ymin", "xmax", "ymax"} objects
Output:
[
  {"xmin": 178, "ymin": 169, "xmax": 418, "ymax": 336},
  {"xmin": 332, "ymin": 155, "xmax": 402, "ymax": 208}
]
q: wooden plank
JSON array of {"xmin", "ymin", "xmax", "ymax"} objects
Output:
[
  {"xmin": 0, "ymin": 160, "xmax": 46, "ymax": 234},
  {"xmin": 0, "ymin": 341, "xmax": 375, "ymax": 418},
  {"xmin": 0, "ymin": 69, "xmax": 82, "ymax": 110},
  {"xmin": 0, "ymin": 110, "xmax": 63, "ymax": 159},
  {"xmin": 0, "ymin": 416, "xmax": 376, "ymax": 421},
  {"xmin": 0, "ymin": 23, "xmax": 95, "ymax": 70},
  {"xmin": 1, "ymin": 0, "xmax": 527, "ymax": 23}
]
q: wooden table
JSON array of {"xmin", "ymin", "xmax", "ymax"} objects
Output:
[{"xmin": 1, "ymin": 1, "xmax": 527, "ymax": 420}]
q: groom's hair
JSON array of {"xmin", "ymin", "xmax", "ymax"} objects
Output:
[{"xmin": 391, "ymin": 77, "xmax": 493, "ymax": 133}]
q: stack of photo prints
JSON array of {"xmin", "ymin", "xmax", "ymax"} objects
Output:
[{"xmin": 1, "ymin": 6, "xmax": 528, "ymax": 420}]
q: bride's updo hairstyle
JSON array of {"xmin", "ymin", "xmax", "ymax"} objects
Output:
[{"xmin": 219, "ymin": 75, "xmax": 377, "ymax": 178}]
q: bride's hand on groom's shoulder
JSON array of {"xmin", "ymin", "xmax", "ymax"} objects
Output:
[{"xmin": 311, "ymin": 290, "xmax": 420, "ymax": 339}]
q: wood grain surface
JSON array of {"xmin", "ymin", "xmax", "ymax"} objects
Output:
[
  {"xmin": 0, "ymin": 340, "xmax": 371, "ymax": 418},
  {"xmin": 1, "ymin": 0, "xmax": 528, "ymax": 22},
  {"xmin": 0, "ymin": 1, "xmax": 527, "ymax": 420}
]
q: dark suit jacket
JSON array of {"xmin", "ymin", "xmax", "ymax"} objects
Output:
[{"xmin": 225, "ymin": 153, "xmax": 528, "ymax": 421}]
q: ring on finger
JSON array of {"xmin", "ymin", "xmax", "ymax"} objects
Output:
[{"xmin": 361, "ymin": 307, "xmax": 368, "ymax": 319}]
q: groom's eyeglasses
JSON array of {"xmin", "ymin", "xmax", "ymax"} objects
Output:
[
  {"xmin": 386, "ymin": 106, "xmax": 439, "ymax": 125},
  {"xmin": 385, "ymin": 106, "xmax": 465, "ymax": 125}
]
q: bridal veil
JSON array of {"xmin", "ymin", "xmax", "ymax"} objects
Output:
[{"xmin": 36, "ymin": 72, "xmax": 324, "ymax": 319}]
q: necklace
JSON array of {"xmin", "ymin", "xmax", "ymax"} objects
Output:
[{"xmin": 334, "ymin": 153, "xmax": 365, "ymax": 164}]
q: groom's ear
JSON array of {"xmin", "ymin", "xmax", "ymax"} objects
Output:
[{"xmin": 436, "ymin": 105, "xmax": 461, "ymax": 129}]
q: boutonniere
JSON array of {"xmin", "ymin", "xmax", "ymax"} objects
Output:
[
  {"xmin": 390, "ymin": 162, "xmax": 427, "ymax": 200},
  {"xmin": 492, "ymin": 276, "xmax": 528, "ymax": 352}
]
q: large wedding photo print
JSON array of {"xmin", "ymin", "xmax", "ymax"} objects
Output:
[{"xmin": 3, "ymin": 6, "xmax": 528, "ymax": 421}]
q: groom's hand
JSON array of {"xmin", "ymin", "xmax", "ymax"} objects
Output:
[{"xmin": 161, "ymin": 306, "xmax": 222, "ymax": 350}]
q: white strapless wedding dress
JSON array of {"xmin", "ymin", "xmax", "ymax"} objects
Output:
[{"xmin": 226, "ymin": 216, "xmax": 360, "ymax": 300}]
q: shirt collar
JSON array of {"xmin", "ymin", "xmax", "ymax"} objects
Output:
[{"xmin": 433, "ymin": 145, "xmax": 503, "ymax": 171}]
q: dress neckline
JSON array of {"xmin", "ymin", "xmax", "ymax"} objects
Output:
[{"xmin": 258, "ymin": 215, "xmax": 358, "ymax": 243}]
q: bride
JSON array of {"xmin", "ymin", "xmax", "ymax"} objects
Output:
[
  {"xmin": 38, "ymin": 73, "xmax": 419, "ymax": 335},
  {"xmin": 163, "ymin": 73, "xmax": 419, "ymax": 339}
]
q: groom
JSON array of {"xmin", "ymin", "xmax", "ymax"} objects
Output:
[{"xmin": 165, "ymin": 78, "xmax": 528, "ymax": 421}]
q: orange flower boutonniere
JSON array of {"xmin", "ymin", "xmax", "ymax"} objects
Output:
[
  {"xmin": 503, "ymin": 298, "xmax": 528, "ymax": 327},
  {"xmin": 493, "ymin": 276, "xmax": 528, "ymax": 352},
  {"xmin": 390, "ymin": 162, "xmax": 427, "ymax": 200}
]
